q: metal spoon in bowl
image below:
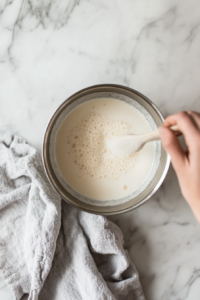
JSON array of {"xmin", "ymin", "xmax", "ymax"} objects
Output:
[{"xmin": 107, "ymin": 125, "xmax": 180, "ymax": 156}]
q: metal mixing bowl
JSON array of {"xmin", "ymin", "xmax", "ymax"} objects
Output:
[{"xmin": 43, "ymin": 84, "xmax": 170, "ymax": 215}]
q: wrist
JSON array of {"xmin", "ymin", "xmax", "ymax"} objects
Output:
[{"xmin": 189, "ymin": 200, "xmax": 200, "ymax": 223}]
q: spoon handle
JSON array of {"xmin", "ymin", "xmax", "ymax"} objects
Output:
[
  {"xmin": 142, "ymin": 125, "xmax": 180, "ymax": 143},
  {"xmin": 170, "ymin": 125, "xmax": 179, "ymax": 132}
]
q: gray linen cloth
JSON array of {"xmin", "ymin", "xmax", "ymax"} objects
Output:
[{"xmin": 0, "ymin": 135, "xmax": 145, "ymax": 300}]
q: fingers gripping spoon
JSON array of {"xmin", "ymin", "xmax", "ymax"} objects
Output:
[{"xmin": 107, "ymin": 125, "xmax": 179, "ymax": 156}]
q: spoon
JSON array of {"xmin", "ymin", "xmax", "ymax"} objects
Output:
[{"xmin": 107, "ymin": 125, "xmax": 180, "ymax": 156}]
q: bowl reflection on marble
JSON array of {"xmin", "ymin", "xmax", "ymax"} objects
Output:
[{"xmin": 43, "ymin": 84, "xmax": 170, "ymax": 215}]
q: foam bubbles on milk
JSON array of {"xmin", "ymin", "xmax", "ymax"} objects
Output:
[{"xmin": 67, "ymin": 112, "xmax": 139, "ymax": 180}]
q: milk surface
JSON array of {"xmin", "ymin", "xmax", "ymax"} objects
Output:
[{"xmin": 55, "ymin": 98, "xmax": 155, "ymax": 201}]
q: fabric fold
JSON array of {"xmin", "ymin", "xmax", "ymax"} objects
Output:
[
  {"xmin": 0, "ymin": 135, "xmax": 61, "ymax": 300},
  {"xmin": 0, "ymin": 135, "xmax": 145, "ymax": 300}
]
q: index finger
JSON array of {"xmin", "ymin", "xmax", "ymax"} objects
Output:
[{"xmin": 164, "ymin": 111, "xmax": 199, "ymax": 140}]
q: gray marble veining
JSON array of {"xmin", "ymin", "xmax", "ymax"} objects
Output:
[{"xmin": 0, "ymin": 0, "xmax": 200, "ymax": 299}]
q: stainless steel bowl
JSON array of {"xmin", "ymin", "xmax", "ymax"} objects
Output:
[{"xmin": 43, "ymin": 84, "xmax": 170, "ymax": 215}]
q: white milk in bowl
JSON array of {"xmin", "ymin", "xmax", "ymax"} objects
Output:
[{"xmin": 54, "ymin": 98, "xmax": 159, "ymax": 203}]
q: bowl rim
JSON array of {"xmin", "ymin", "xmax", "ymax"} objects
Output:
[{"xmin": 42, "ymin": 83, "xmax": 170, "ymax": 215}]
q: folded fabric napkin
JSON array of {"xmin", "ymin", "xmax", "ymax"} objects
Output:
[{"xmin": 0, "ymin": 135, "xmax": 145, "ymax": 300}]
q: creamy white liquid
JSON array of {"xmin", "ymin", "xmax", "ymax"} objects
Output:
[{"xmin": 55, "ymin": 98, "xmax": 155, "ymax": 201}]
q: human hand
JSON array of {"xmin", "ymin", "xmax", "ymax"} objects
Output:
[{"xmin": 159, "ymin": 111, "xmax": 200, "ymax": 223}]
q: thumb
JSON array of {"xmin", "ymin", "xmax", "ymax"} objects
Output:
[{"xmin": 159, "ymin": 126, "xmax": 186, "ymax": 173}]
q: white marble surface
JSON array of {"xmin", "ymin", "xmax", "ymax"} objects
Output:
[{"xmin": 0, "ymin": 0, "xmax": 200, "ymax": 299}]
